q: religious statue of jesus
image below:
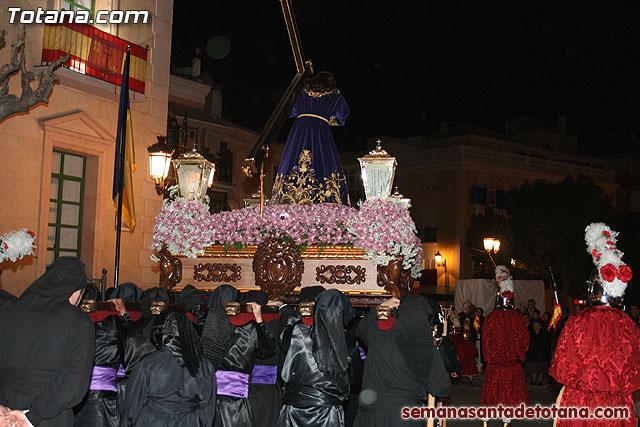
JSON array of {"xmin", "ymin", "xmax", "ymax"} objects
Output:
[{"xmin": 271, "ymin": 71, "xmax": 350, "ymax": 206}]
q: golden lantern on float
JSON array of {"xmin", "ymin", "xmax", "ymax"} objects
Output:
[
  {"xmin": 358, "ymin": 139, "xmax": 397, "ymax": 200},
  {"xmin": 171, "ymin": 149, "xmax": 215, "ymax": 201}
]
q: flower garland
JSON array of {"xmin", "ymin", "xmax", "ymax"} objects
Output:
[
  {"xmin": 584, "ymin": 222, "xmax": 632, "ymax": 298},
  {"xmin": 0, "ymin": 229, "xmax": 36, "ymax": 263},
  {"xmin": 346, "ymin": 198, "xmax": 423, "ymax": 277},
  {"xmin": 152, "ymin": 197, "xmax": 423, "ymax": 277}
]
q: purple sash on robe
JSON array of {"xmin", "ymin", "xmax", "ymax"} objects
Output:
[
  {"xmin": 216, "ymin": 370, "xmax": 249, "ymax": 398},
  {"xmin": 359, "ymin": 346, "xmax": 367, "ymax": 360},
  {"xmin": 89, "ymin": 366, "xmax": 117, "ymax": 392},
  {"xmin": 116, "ymin": 364, "xmax": 125, "ymax": 379},
  {"xmin": 251, "ymin": 364, "xmax": 278, "ymax": 385}
]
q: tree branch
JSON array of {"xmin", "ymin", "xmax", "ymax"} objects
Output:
[
  {"xmin": 0, "ymin": 26, "xmax": 69, "ymax": 121},
  {"xmin": 0, "ymin": 26, "xmax": 25, "ymax": 84}
]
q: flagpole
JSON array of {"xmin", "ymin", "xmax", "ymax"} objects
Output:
[{"xmin": 114, "ymin": 45, "xmax": 131, "ymax": 289}]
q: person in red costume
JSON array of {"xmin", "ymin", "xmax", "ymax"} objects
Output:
[
  {"xmin": 451, "ymin": 317, "xmax": 479, "ymax": 385},
  {"xmin": 480, "ymin": 265, "xmax": 529, "ymax": 427},
  {"xmin": 549, "ymin": 222, "xmax": 640, "ymax": 427}
]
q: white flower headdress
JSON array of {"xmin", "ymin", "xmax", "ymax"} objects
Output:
[{"xmin": 584, "ymin": 222, "xmax": 631, "ymax": 298}]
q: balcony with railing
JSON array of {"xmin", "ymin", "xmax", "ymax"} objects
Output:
[
  {"xmin": 40, "ymin": 23, "xmax": 148, "ymax": 93},
  {"xmin": 395, "ymin": 145, "xmax": 616, "ymax": 184}
]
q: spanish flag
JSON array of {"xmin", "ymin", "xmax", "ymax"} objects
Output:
[
  {"xmin": 42, "ymin": 23, "xmax": 147, "ymax": 93},
  {"xmin": 112, "ymin": 49, "xmax": 136, "ymax": 231},
  {"xmin": 548, "ymin": 303, "xmax": 562, "ymax": 331},
  {"xmin": 473, "ymin": 314, "xmax": 481, "ymax": 332}
]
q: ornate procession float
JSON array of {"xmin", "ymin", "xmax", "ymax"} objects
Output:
[
  {"xmin": 147, "ymin": 0, "xmax": 424, "ymax": 305},
  {"xmin": 152, "ymin": 143, "xmax": 423, "ymax": 304}
]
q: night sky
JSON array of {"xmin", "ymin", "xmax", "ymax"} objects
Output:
[{"xmin": 171, "ymin": 1, "xmax": 640, "ymax": 152}]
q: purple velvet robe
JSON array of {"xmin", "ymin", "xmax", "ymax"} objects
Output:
[{"xmin": 271, "ymin": 90, "xmax": 350, "ymax": 206}]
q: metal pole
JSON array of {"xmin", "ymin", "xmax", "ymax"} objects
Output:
[{"xmin": 113, "ymin": 46, "xmax": 131, "ymax": 289}]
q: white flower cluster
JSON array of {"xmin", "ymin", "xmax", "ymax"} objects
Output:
[
  {"xmin": 584, "ymin": 222, "xmax": 630, "ymax": 298},
  {"xmin": 495, "ymin": 265, "xmax": 515, "ymax": 293},
  {"xmin": 0, "ymin": 229, "xmax": 36, "ymax": 263}
]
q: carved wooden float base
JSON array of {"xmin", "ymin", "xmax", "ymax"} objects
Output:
[{"xmin": 157, "ymin": 240, "xmax": 413, "ymax": 299}]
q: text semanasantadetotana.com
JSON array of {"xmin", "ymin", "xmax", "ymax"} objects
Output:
[{"xmin": 401, "ymin": 404, "xmax": 630, "ymax": 420}]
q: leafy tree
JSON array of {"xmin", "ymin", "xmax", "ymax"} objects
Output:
[
  {"xmin": 608, "ymin": 211, "xmax": 640, "ymax": 306},
  {"xmin": 465, "ymin": 175, "xmax": 615, "ymax": 298},
  {"xmin": 506, "ymin": 175, "xmax": 614, "ymax": 297},
  {"xmin": 0, "ymin": 27, "xmax": 68, "ymax": 121},
  {"xmin": 465, "ymin": 209, "xmax": 515, "ymax": 278}
]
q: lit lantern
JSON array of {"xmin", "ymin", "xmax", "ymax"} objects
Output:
[
  {"xmin": 483, "ymin": 237, "xmax": 501, "ymax": 253},
  {"xmin": 172, "ymin": 150, "xmax": 215, "ymax": 201},
  {"xmin": 147, "ymin": 136, "xmax": 174, "ymax": 195},
  {"xmin": 358, "ymin": 139, "xmax": 397, "ymax": 200}
]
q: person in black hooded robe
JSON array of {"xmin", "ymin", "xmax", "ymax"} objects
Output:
[
  {"xmin": 201, "ymin": 285, "xmax": 276, "ymax": 427},
  {"xmin": 0, "ymin": 288, "xmax": 17, "ymax": 311},
  {"xmin": 104, "ymin": 282, "xmax": 142, "ymax": 414},
  {"xmin": 278, "ymin": 289, "xmax": 358, "ymax": 427},
  {"xmin": 118, "ymin": 287, "xmax": 170, "ymax": 415},
  {"xmin": 74, "ymin": 285, "xmax": 129, "ymax": 427},
  {"xmin": 120, "ymin": 307, "xmax": 216, "ymax": 427},
  {"xmin": 353, "ymin": 294, "xmax": 448, "ymax": 427},
  {"xmin": 110, "ymin": 283, "xmax": 143, "ymax": 304},
  {"xmin": 239, "ymin": 290, "xmax": 282, "ymax": 427},
  {"xmin": 176, "ymin": 284, "xmax": 207, "ymax": 335},
  {"xmin": 0, "ymin": 257, "xmax": 95, "ymax": 427}
]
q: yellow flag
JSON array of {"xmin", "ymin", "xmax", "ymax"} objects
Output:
[
  {"xmin": 119, "ymin": 109, "xmax": 136, "ymax": 231},
  {"xmin": 548, "ymin": 304, "xmax": 562, "ymax": 331}
]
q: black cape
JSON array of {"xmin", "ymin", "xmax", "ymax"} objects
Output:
[
  {"xmin": 277, "ymin": 322, "xmax": 353, "ymax": 427},
  {"xmin": 75, "ymin": 314, "xmax": 126, "ymax": 427},
  {"xmin": 118, "ymin": 288, "xmax": 171, "ymax": 416},
  {"xmin": 214, "ymin": 320, "xmax": 276, "ymax": 427},
  {"xmin": 120, "ymin": 349, "xmax": 216, "ymax": 427},
  {"xmin": 249, "ymin": 318, "xmax": 284, "ymax": 427},
  {"xmin": 0, "ymin": 257, "xmax": 95, "ymax": 427},
  {"xmin": 120, "ymin": 308, "xmax": 216, "ymax": 427},
  {"xmin": 353, "ymin": 311, "xmax": 426, "ymax": 427}
]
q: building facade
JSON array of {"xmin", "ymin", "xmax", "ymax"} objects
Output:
[
  {"xmin": 166, "ymin": 67, "xmax": 283, "ymax": 212},
  {"xmin": 343, "ymin": 117, "xmax": 618, "ymax": 292},
  {"xmin": 0, "ymin": 0, "xmax": 173, "ymax": 295}
]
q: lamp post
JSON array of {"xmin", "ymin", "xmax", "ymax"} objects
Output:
[
  {"xmin": 483, "ymin": 237, "xmax": 500, "ymax": 268},
  {"xmin": 358, "ymin": 139, "xmax": 397, "ymax": 200},
  {"xmin": 435, "ymin": 251, "xmax": 449, "ymax": 293},
  {"xmin": 147, "ymin": 136, "xmax": 174, "ymax": 195},
  {"xmin": 148, "ymin": 115, "xmax": 216, "ymax": 202}
]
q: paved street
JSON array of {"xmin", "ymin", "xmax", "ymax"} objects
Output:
[{"xmin": 445, "ymin": 372, "xmax": 560, "ymax": 426}]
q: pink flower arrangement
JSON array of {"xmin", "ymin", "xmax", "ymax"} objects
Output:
[{"xmin": 152, "ymin": 197, "xmax": 423, "ymax": 277}]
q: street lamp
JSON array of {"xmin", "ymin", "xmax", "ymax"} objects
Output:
[
  {"xmin": 358, "ymin": 139, "xmax": 397, "ymax": 200},
  {"xmin": 483, "ymin": 237, "xmax": 500, "ymax": 253},
  {"xmin": 151, "ymin": 115, "xmax": 216, "ymax": 201},
  {"xmin": 147, "ymin": 136, "xmax": 174, "ymax": 195},
  {"xmin": 434, "ymin": 251, "xmax": 449, "ymax": 292},
  {"xmin": 483, "ymin": 237, "xmax": 500, "ymax": 269}
]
